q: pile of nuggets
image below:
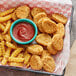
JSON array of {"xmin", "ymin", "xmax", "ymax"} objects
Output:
[{"xmin": 0, "ymin": 5, "xmax": 67, "ymax": 73}]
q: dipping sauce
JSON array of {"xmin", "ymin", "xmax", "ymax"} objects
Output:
[{"xmin": 13, "ymin": 22, "xmax": 35, "ymax": 42}]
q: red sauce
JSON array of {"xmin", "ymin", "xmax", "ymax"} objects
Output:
[{"xmin": 13, "ymin": 22, "xmax": 35, "ymax": 42}]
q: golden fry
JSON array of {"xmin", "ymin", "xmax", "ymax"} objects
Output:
[
  {"xmin": 11, "ymin": 48, "xmax": 23, "ymax": 57},
  {"xmin": 0, "ymin": 48, "xmax": 2, "ymax": 56},
  {"xmin": 0, "ymin": 23, "xmax": 5, "ymax": 31},
  {"xmin": 17, "ymin": 53, "xmax": 24, "ymax": 58},
  {"xmin": 12, "ymin": 12, "xmax": 17, "ymax": 20},
  {"xmin": 0, "ymin": 34, "xmax": 3, "ymax": 41},
  {"xmin": 24, "ymin": 54, "xmax": 31, "ymax": 65},
  {"xmin": 8, "ymin": 57, "xmax": 24, "ymax": 62},
  {"xmin": 0, "ymin": 14, "xmax": 12, "ymax": 22},
  {"xmin": 0, "ymin": 57, "xmax": 3, "ymax": 61},
  {"xmin": 3, "ymin": 20, "xmax": 11, "ymax": 34},
  {"xmin": 9, "ymin": 62, "xmax": 23, "ymax": 67},
  {"xmin": 6, "ymin": 42, "xmax": 16, "ymax": 49},
  {"xmin": 2, "ymin": 22, "xmax": 7, "ymax": 26},
  {"xmin": 0, "ymin": 8, "xmax": 15, "ymax": 17},
  {"xmin": 36, "ymin": 34, "xmax": 52, "ymax": 46}
]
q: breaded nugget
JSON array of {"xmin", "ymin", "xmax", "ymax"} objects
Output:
[
  {"xmin": 42, "ymin": 56, "xmax": 55, "ymax": 73},
  {"xmin": 30, "ymin": 55, "xmax": 43, "ymax": 70},
  {"xmin": 52, "ymin": 34, "xmax": 63, "ymax": 51},
  {"xmin": 42, "ymin": 19, "xmax": 57, "ymax": 34},
  {"xmin": 51, "ymin": 13, "xmax": 67, "ymax": 24},
  {"xmin": 37, "ymin": 17, "xmax": 49, "ymax": 32},
  {"xmin": 54, "ymin": 23, "xmax": 65, "ymax": 37},
  {"xmin": 34, "ymin": 12, "xmax": 47, "ymax": 25},
  {"xmin": 36, "ymin": 34, "xmax": 52, "ymax": 46},
  {"xmin": 31, "ymin": 7, "xmax": 46, "ymax": 17},
  {"xmin": 27, "ymin": 44, "xmax": 43, "ymax": 55},
  {"xmin": 12, "ymin": 12, "xmax": 17, "ymax": 20},
  {"xmin": 47, "ymin": 43, "xmax": 57, "ymax": 55},
  {"xmin": 15, "ymin": 5, "xmax": 30, "ymax": 18},
  {"xmin": 42, "ymin": 50, "xmax": 50, "ymax": 58}
]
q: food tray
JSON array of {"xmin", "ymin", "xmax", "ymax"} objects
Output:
[{"xmin": 0, "ymin": 6, "xmax": 74, "ymax": 76}]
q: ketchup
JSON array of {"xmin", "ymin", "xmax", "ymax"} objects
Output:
[{"xmin": 13, "ymin": 22, "xmax": 35, "ymax": 42}]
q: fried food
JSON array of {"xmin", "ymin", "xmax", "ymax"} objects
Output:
[
  {"xmin": 15, "ymin": 5, "xmax": 30, "ymax": 19},
  {"xmin": 12, "ymin": 12, "xmax": 18, "ymax": 20},
  {"xmin": 37, "ymin": 17, "xmax": 49, "ymax": 32},
  {"xmin": 41, "ymin": 50, "xmax": 50, "ymax": 58},
  {"xmin": 8, "ymin": 57, "xmax": 24, "ymax": 62},
  {"xmin": 9, "ymin": 62, "xmax": 23, "ymax": 67},
  {"xmin": 42, "ymin": 19, "xmax": 57, "ymax": 34},
  {"xmin": 47, "ymin": 43, "xmax": 57, "ymax": 55},
  {"xmin": 0, "ymin": 48, "xmax": 2, "ymax": 56},
  {"xmin": 34, "ymin": 12, "xmax": 47, "ymax": 25},
  {"xmin": 52, "ymin": 34, "xmax": 63, "ymax": 51},
  {"xmin": 42, "ymin": 56, "xmax": 55, "ymax": 73},
  {"xmin": 17, "ymin": 53, "xmax": 24, "ymax": 58},
  {"xmin": 0, "ymin": 23, "xmax": 5, "ymax": 31},
  {"xmin": 54, "ymin": 23, "xmax": 65, "ymax": 37},
  {"xmin": 27, "ymin": 44, "xmax": 43, "ymax": 55},
  {"xmin": 30, "ymin": 55, "xmax": 43, "ymax": 70},
  {"xmin": 36, "ymin": 34, "xmax": 52, "ymax": 46},
  {"xmin": 0, "ymin": 8, "xmax": 15, "ymax": 17},
  {"xmin": 0, "ymin": 14, "xmax": 12, "ymax": 22},
  {"xmin": 51, "ymin": 13, "xmax": 67, "ymax": 24},
  {"xmin": 11, "ymin": 48, "xmax": 23, "ymax": 57},
  {"xmin": 27, "ymin": 13, "xmax": 33, "ymax": 20},
  {"xmin": 31, "ymin": 7, "xmax": 46, "ymax": 17}
]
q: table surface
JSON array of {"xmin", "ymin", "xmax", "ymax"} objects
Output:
[{"xmin": 0, "ymin": 0, "xmax": 76, "ymax": 76}]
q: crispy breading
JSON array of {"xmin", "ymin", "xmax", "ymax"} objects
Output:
[
  {"xmin": 42, "ymin": 19, "xmax": 57, "ymax": 34},
  {"xmin": 51, "ymin": 13, "xmax": 67, "ymax": 24},
  {"xmin": 12, "ymin": 12, "xmax": 18, "ymax": 20},
  {"xmin": 34, "ymin": 12, "xmax": 47, "ymax": 25},
  {"xmin": 15, "ymin": 5, "xmax": 30, "ymax": 18},
  {"xmin": 42, "ymin": 56, "xmax": 55, "ymax": 73},
  {"xmin": 31, "ymin": 7, "xmax": 46, "ymax": 17},
  {"xmin": 47, "ymin": 43, "xmax": 57, "ymax": 55},
  {"xmin": 27, "ymin": 44, "xmax": 43, "ymax": 55},
  {"xmin": 30, "ymin": 55, "xmax": 43, "ymax": 70},
  {"xmin": 52, "ymin": 34, "xmax": 63, "ymax": 51},
  {"xmin": 36, "ymin": 34, "xmax": 52, "ymax": 46}
]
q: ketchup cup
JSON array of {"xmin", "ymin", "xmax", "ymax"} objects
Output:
[{"xmin": 10, "ymin": 19, "xmax": 38, "ymax": 44}]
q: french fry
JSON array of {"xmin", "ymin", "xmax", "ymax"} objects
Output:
[
  {"xmin": 2, "ymin": 22, "xmax": 7, "ymax": 26},
  {"xmin": 8, "ymin": 57, "xmax": 24, "ymax": 62},
  {"xmin": 26, "ymin": 63, "xmax": 30, "ymax": 68},
  {"xmin": 4, "ymin": 34, "xmax": 11, "ymax": 42},
  {"xmin": 1, "ymin": 41, "xmax": 5, "ymax": 56},
  {"xmin": 17, "ymin": 53, "xmax": 24, "ymax": 58},
  {"xmin": 9, "ymin": 62, "xmax": 23, "ymax": 67},
  {"xmin": 0, "ymin": 57, "xmax": 3, "ymax": 61},
  {"xmin": 24, "ymin": 54, "xmax": 31, "ymax": 65},
  {"xmin": 12, "ymin": 40, "xmax": 17, "ymax": 48},
  {"xmin": 0, "ymin": 23, "xmax": 5, "ymax": 31},
  {"xmin": 0, "ymin": 48, "xmax": 2, "ymax": 56},
  {"xmin": 11, "ymin": 48, "xmax": 23, "ymax": 57},
  {"xmin": 0, "ymin": 34, "xmax": 3, "ymax": 41},
  {"xmin": 3, "ymin": 20, "xmax": 11, "ymax": 34},
  {"xmin": 0, "ymin": 8, "xmax": 15, "ymax": 17},
  {"xmin": 1, "ymin": 48, "xmax": 11, "ymax": 65},
  {"xmin": 6, "ymin": 42, "xmax": 16, "ymax": 49},
  {"xmin": 0, "ymin": 14, "xmax": 12, "ymax": 22},
  {"xmin": 24, "ymin": 50, "xmax": 28, "ymax": 57}
]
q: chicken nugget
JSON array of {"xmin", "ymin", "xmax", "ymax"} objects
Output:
[
  {"xmin": 15, "ymin": 5, "xmax": 30, "ymax": 19},
  {"xmin": 36, "ymin": 34, "xmax": 52, "ymax": 46},
  {"xmin": 51, "ymin": 13, "xmax": 67, "ymax": 24},
  {"xmin": 54, "ymin": 23, "xmax": 65, "ymax": 38},
  {"xmin": 37, "ymin": 17, "xmax": 49, "ymax": 32},
  {"xmin": 31, "ymin": 7, "xmax": 46, "ymax": 17},
  {"xmin": 12, "ymin": 12, "xmax": 18, "ymax": 20},
  {"xmin": 47, "ymin": 43, "xmax": 57, "ymax": 55},
  {"xmin": 42, "ymin": 19, "xmax": 57, "ymax": 34},
  {"xmin": 42, "ymin": 56, "xmax": 55, "ymax": 73},
  {"xmin": 27, "ymin": 44, "xmax": 43, "ymax": 55},
  {"xmin": 42, "ymin": 50, "xmax": 50, "ymax": 58},
  {"xmin": 52, "ymin": 34, "xmax": 63, "ymax": 51},
  {"xmin": 30, "ymin": 55, "xmax": 43, "ymax": 70},
  {"xmin": 34, "ymin": 12, "xmax": 47, "ymax": 25}
]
